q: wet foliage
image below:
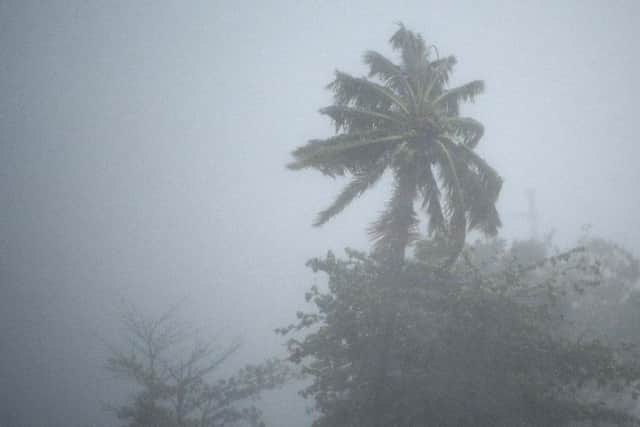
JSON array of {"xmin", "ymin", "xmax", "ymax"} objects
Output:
[{"xmin": 280, "ymin": 239, "xmax": 640, "ymax": 426}]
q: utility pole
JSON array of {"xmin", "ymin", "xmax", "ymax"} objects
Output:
[{"xmin": 516, "ymin": 188, "xmax": 540, "ymax": 240}]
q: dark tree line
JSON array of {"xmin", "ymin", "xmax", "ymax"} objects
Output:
[{"xmin": 279, "ymin": 239, "xmax": 640, "ymax": 426}]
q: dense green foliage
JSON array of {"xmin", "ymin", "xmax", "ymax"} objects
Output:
[{"xmin": 280, "ymin": 240, "xmax": 640, "ymax": 426}]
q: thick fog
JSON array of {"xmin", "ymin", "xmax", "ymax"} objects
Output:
[{"xmin": 2, "ymin": 1, "xmax": 640, "ymax": 426}]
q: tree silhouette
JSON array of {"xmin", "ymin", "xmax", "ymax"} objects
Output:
[{"xmin": 289, "ymin": 24, "xmax": 502, "ymax": 267}]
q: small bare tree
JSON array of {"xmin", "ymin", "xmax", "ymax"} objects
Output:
[{"xmin": 106, "ymin": 306, "xmax": 289, "ymax": 427}]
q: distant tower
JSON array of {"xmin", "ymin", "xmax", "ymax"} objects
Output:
[{"xmin": 523, "ymin": 188, "xmax": 539, "ymax": 240}]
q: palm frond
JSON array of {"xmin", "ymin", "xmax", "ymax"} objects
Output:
[
  {"xmin": 457, "ymin": 165, "xmax": 501, "ymax": 236},
  {"xmin": 362, "ymin": 50, "xmax": 416, "ymax": 109},
  {"xmin": 435, "ymin": 80, "xmax": 485, "ymax": 115},
  {"xmin": 428, "ymin": 55, "xmax": 457, "ymax": 91},
  {"xmin": 390, "ymin": 23, "xmax": 432, "ymax": 101},
  {"xmin": 420, "ymin": 55, "xmax": 458, "ymax": 104},
  {"xmin": 434, "ymin": 140, "xmax": 467, "ymax": 265},
  {"xmin": 314, "ymin": 161, "xmax": 387, "ymax": 226},
  {"xmin": 320, "ymin": 105, "xmax": 404, "ymax": 133},
  {"xmin": 417, "ymin": 162, "xmax": 446, "ymax": 235},
  {"xmin": 446, "ymin": 116, "xmax": 485, "ymax": 148},
  {"xmin": 389, "ymin": 23, "xmax": 428, "ymax": 71},
  {"xmin": 457, "ymin": 143, "xmax": 502, "ymax": 204},
  {"xmin": 328, "ymin": 71, "xmax": 410, "ymax": 116},
  {"xmin": 415, "ymin": 56, "xmax": 457, "ymax": 116},
  {"xmin": 439, "ymin": 138, "xmax": 502, "ymax": 236},
  {"xmin": 369, "ymin": 169, "xmax": 419, "ymax": 256},
  {"xmin": 287, "ymin": 132, "xmax": 409, "ymax": 174}
]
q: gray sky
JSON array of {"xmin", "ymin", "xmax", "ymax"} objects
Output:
[{"xmin": 2, "ymin": 1, "xmax": 640, "ymax": 426}]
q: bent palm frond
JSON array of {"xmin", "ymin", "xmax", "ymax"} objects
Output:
[
  {"xmin": 288, "ymin": 133, "xmax": 410, "ymax": 172},
  {"xmin": 417, "ymin": 161, "xmax": 446, "ymax": 235},
  {"xmin": 446, "ymin": 116, "xmax": 485, "ymax": 148},
  {"xmin": 369, "ymin": 169, "xmax": 419, "ymax": 257},
  {"xmin": 436, "ymin": 80, "xmax": 485, "ymax": 116},
  {"xmin": 320, "ymin": 105, "xmax": 404, "ymax": 133},
  {"xmin": 434, "ymin": 139, "xmax": 467, "ymax": 266},
  {"xmin": 363, "ymin": 50, "xmax": 417, "ymax": 111},
  {"xmin": 329, "ymin": 71, "xmax": 411, "ymax": 116},
  {"xmin": 314, "ymin": 160, "xmax": 388, "ymax": 226}
]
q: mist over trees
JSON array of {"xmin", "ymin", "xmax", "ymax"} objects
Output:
[
  {"xmin": 279, "ymin": 239, "xmax": 640, "ymax": 426},
  {"xmin": 4, "ymin": 3, "xmax": 640, "ymax": 427},
  {"xmin": 106, "ymin": 307, "xmax": 291, "ymax": 427},
  {"xmin": 279, "ymin": 24, "xmax": 640, "ymax": 427}
]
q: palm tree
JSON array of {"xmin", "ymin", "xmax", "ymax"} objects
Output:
[{"xmin": 288, "ymin": 24, "xmax": 502, "ymax": 268}]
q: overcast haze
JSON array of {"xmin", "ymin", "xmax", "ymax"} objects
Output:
[{"xmin": 2, "ymin": 1, "xmax": 640, "ymax": 426}]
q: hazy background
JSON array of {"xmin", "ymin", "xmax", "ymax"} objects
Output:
[{"xmin": 1, "ymin": 1, "xmax": 639, "ymax": 426}]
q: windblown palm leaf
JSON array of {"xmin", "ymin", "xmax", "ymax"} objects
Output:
[{"xmin": 288, "ymin": 24, "xmax": 502, "ymax": 267}]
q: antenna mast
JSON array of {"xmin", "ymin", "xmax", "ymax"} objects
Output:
[{"xmin": 524, "ymin": 188, "xmax": 539, "ymax": 240}]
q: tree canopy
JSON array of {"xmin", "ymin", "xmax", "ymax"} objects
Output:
[
  {"xmin": 288, "ymin": 24, "xmax": 502, "ymax": 266},
  {"xmin": 280, "ymin": 239, "xmax": 640, "ymax": 426}
]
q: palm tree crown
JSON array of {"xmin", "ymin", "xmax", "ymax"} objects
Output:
[{"xmin": 289, "ymin": 24, "xmax": 502, "ymax": 266}]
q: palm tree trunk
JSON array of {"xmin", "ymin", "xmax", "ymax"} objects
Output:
[{"xmin": 371, "ymin": 169, "xmax": 417, "ymax": 427}]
